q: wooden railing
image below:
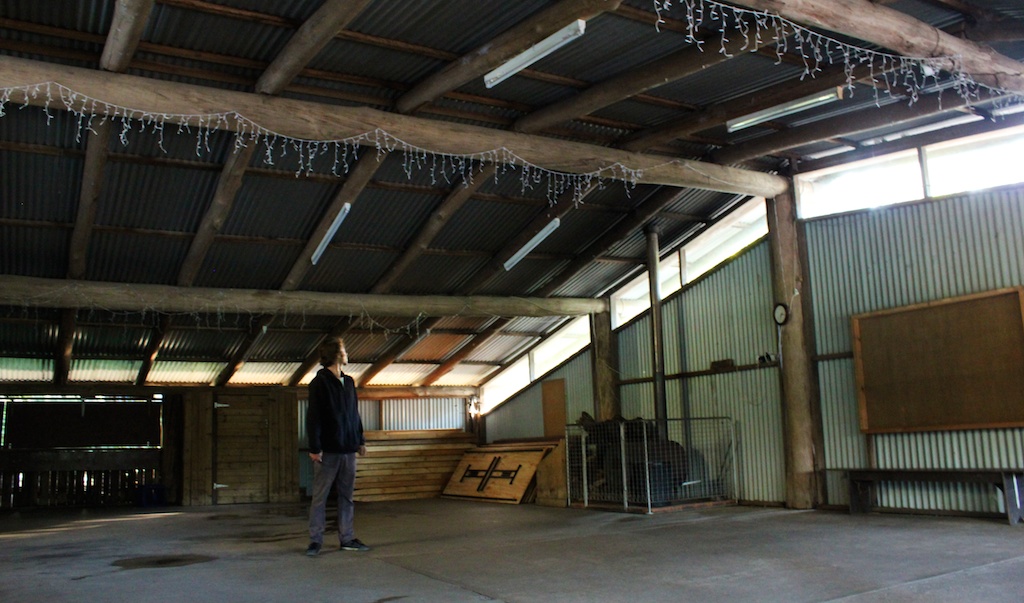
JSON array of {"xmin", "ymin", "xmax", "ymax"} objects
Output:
[{"xmin": 0, "ymin": 449, "xmax": 162, "ymax": 509}]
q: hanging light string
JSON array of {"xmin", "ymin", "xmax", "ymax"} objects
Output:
[
  {"xmin": 0, "ymin": 0, "xmax": 1021, "ymax": 203},
  {"xmin": 652, "ymin": 0, "xmax": 1021, "ymax": 108},
  {"xmin": 0, "ymin": 81, "xmax": 641, "ymax": 207}
]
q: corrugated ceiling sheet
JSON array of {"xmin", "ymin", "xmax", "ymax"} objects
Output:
[
  {"xmin": 223, "ymin": 175, "xmax": 336, "ymax": 240},
  {"xmin": 350, "ymin": 0, "xmax": 548, "ymax": 54},
  {"xmin": 98, "ymin": 162, "xmax": 217, "ymax": 232}
]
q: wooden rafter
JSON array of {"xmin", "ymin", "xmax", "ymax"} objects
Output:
[
  {"xmin": 176, "ymin": 143, "xmax": 256, "ymax": 286},
  {"xmin": 729, "ymin": 0, "xmax": 1024, "ymax": 93},
  {"xmin": 100, "ymin": 0, "xmax": 155, "ymax": 72},
  {"xmin": 369, "ymin": 164, "xmax": 498, "ymax": 294},
  {"xmin": 514, "ymin": 31, "xmax": 749, "ymax": 134},
  {"xmin": 255, "ymin": 0, "xmax": 372, "ymax": 94},
  {"xmin": 619, "ymin": 63, "xmax": 861, "ymax": 152},
  {"xmin": 280, "ymin": 152, "xmax": 387, "ymax": 291},
  {"xmin": 0, "ymin": 55, "xmax": 789, "ymax": 197},
  {"xmin": 712, "ymin": 91, "xmax": 972, "ymax": 166},
  {"xmin": 0, "ymin": 275, "xmax": 608, "ymax": 318},
  {"xmin": 394, "ymin": 0, "xmax": 624, "ymax": 114}
]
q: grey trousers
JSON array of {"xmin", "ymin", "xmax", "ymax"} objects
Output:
[{"xmin": 308, "ymin": 452, "xmax": 357, "ymax": 545}]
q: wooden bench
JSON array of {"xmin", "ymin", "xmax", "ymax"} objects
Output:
[{"xmin": 845, "ymin": 468, "xmax": 1024, "ymax": 525}]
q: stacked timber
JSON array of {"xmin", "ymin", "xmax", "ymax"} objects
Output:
[{"xmin": 354, "ymin": 430, "xmax": 477, "ymax": 502}]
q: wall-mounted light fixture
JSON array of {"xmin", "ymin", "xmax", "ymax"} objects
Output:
[
  {"xmin": 484, "ymin": 20, "xmax": 586, "ymax": 89},
  {"xmin": 310, "ymin": 202, "xmax": 352, "ymax": 265},
  {"xmin": 726, "ymin": 86, "xmax": 844, "ymax": 133},
  {"xmin": 503, "ymin": 218, "xmax": 560, "ymax": 271}
]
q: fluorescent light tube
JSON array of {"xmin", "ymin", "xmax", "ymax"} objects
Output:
[
  {"xmin": 503, "ymin": 218, "xmax": 560, "ymax": 271},
  {"xmin": 310, "ymin": 202, "xmax": 351, "ymax": 265},
  {"xmin": 484, "ymin": 20, "xmax": 586, "ymax": 89},
  {"xmin": 726, "ymin": 87, "xmax": 844, "ymax": 133}
]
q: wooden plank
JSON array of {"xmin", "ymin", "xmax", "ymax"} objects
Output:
[
  {"xmin": 442, "ymin": 450, "xmax": 547, "ymax": 504},
  {"xmin": 542, "ymin": 379, "xmax": 567, "ymax": 439},
  {"xmin": 349, "ymin": 430, "xmax": 478, "ymax": 502},
  {"xmin": 364, "ymin": 427, "xmax": 471, "ymax": 442},
  {"xmin": 535, "ymin": 440, "xmax": 568, "ymax": 507}
]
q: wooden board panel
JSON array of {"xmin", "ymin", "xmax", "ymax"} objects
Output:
[
  {"xmin": 542, "ymin": 379, "xmax": 567, "ymax": 439},
  {"xmin": 353, "ymin": 430, "xmax": 476, "ymax": 502},
  {"xmin": 853, "ymin": 287, "xmax": 1024, "ymax": 433},
  {"xmin": 214, "ymin": 395, "xmax": 269, "ymax": 504},
  {"xmin": 442, "ymin": 449, "xmax": 547, "ymax": 504},
  {"xmin": 535, "ymin": 440, "xmax": 567, "ymax": 507}
]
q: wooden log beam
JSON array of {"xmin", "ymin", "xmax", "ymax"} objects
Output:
[
  {"xmin": 136, "ymin": 314, "xmax": 171, "ymax": 386},
  {"xmin": 729, "ymin": 0, "xmax": 1024, "ymax": 94},
  {"xmin": 460, "ymin": 185, "xmax": 596, "ymax": 295},
  {"xmin": 100, "ymin": 0, "xmax": 155, "ymax": 72},
  {"xmin": 713, "ymin": 91, "xmax": 971, "ymax": 165},
  {"xmin": 394, "ymin": 0, "xmax": 622, "ymax": 115},
  {"xmin": 177, "ymin": 142, "xmax": 256, "ymax": 286},
  {"xmin": 514, "ymin": 32, "xmax": 750, "ymax": 134},
  {"xmin": 287, "ymin": 316, "xmax": 360, "ymax": 386},
  {"xmin": 280, "ymin": 152, "xmax": 387, "ymax": 291},
  {"xmin": 419, "ymin": 318, "xmax": 513, "ymax": 386},
  {"xmin": 0, "ymin": 275, "xmax": 608, "ymax": 317},
  {"xmin": 535, "ymin": 186, "xmax": 691, "ymax": 297},
  {"xmin": 370, "ymin": 164, "xmax": 497, "ymax": 294},
  {"xmin": 68, "ymin": 121, "xmax": 111, "ymax": 280},
  {"xmin": 255, "ymin": 0, "xmax": 372, "ymax": 94},
  {"xmin": 214, "ymin": 314, "xmax": 275, "ymax": 386},
  {"xmin": 619, "ymin": 64, "xmax": 858, "ymax": 152},
  {"xmin": 356, "ymin": 386, "xmax": 479, "ymax": 400},
  {"xmin": 0, "ymin": 55, "xmax": 788, "ymax": 197}
]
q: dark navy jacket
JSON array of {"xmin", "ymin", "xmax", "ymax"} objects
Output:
[{"xmin": 306, "ymin": 367, "xmax": 365, "ymax": 454}]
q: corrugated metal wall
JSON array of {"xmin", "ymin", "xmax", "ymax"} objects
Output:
[
  {"xmin": 380, "ymin": 397, "xmax": 466, "ymax": 430},
  {"xmin": 485, "ymin": 351, "xmax": 594, "ymax": 443},
  {"xmin": 490, "ymin": 242, "xmax": 785, "ymax": 503},
  {"xmin": 806, "ymin": 186, "xmax": 1024, "ymax": 512},
  {"xmin": 619, "ymin": 243, "xmax": 784, "ymax": 503}
]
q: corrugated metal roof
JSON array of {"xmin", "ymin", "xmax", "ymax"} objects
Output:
[
  {"xmin": 391, "ymin": 254, "xmax": 489, "ymax": 295},
  {"xmin": 465, "ymin": 334, "xmax": 535, "ymax": 364},
  {"xmin": 350, "ymin": 0, "xmax": 549, "ymax": 54},
  {"xmin": 223, "ymin": 175, "xmax": 336, "ymax": 239},
  {"xmin": 193, "ymin": 240, "xmax": 298, "ymax": 289},
  {"xmin": 229, "ymin": 361, "xmax": 296, "ymax": 385},
  {"xmin": 432, "ymin": 198, "xmax": 539, "ymax": 252},
  {"xmin": 1, "ymin": 0, "xmax": 1011, "ymax": 391},
  {"xmin": 364, "ymin": 362, "xmax": 435, "ymax": 386},
  {"xmin": 147, "ymin": 360, "xmax": 224, "ymax": 384},
  {"xmin": 401, "ymin": 332, "xmax": 471, "ymax": 363}
]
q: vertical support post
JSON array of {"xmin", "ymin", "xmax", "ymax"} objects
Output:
[
  {"xmin": 766, "ymin": 188, "xmax": 825, "ymax": 510},
  {"xmin": 581, "ymin": 432, "xmax": 589, "ymax": 508},
  {"xmin": 619, "ymin": 422, "xmax": 629, "ymax": 511},
  {"xmin": 642, "ymin": 423, "xmax": 652, "ymax": 514},
  {"xmin": 590, "ymin": 309, "xmax": 620, "ymax": 421},
  {"xmin": 645, "ymin": 225, "xmax": 667, "ymax": 428}
]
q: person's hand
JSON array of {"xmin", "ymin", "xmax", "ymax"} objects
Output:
[
  {"xmin": 358, "ymin": 445, "xmax": 367, "ymax": 457},
  {"xmin": 309, "ymin": 451, "xmax": 323, "ymax": 463}
]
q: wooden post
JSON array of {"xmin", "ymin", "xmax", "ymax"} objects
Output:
[
  {"xmin": 645, "ymin": 225, "xmax": 667, "ymax": 425},
  {"xmin": 766, "ymin": 189, "xmax": 824, "ymax": 509},
  {"xmin": 590, "ymin": 309, "xmax": 619, "ymax": 421}
]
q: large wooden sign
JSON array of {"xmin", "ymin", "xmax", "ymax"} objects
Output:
[
  {"xmin": 442, "ymin": 446, "xmax": 550, "ymax": 504},
  {"xmin": 852, "ymin": 287, "xmax": 1024, "ymax": 433}
]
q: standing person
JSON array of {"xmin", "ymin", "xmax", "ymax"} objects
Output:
[{"xmin": 305, "ymin": 337, "xmax": 370, "ymax": 556}]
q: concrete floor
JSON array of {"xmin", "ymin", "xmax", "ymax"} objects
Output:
[{"xmin": 2, "ymin": 499, "xmax": 1023, "ymax": 603}]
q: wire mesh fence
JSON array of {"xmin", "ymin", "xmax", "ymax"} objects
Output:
[{"xmin": 566, "ymin": 416, "xmax": 735, "ymax": 513}]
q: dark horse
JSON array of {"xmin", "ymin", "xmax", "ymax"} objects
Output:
[{"xmin": 576, "ymin": 412, "xmax": 703, "ymax": 505}]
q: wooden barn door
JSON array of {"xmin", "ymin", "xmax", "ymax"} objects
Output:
[{"xmin": 213, "ymin": 394, "xmax": 270, "ymax": 504}]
